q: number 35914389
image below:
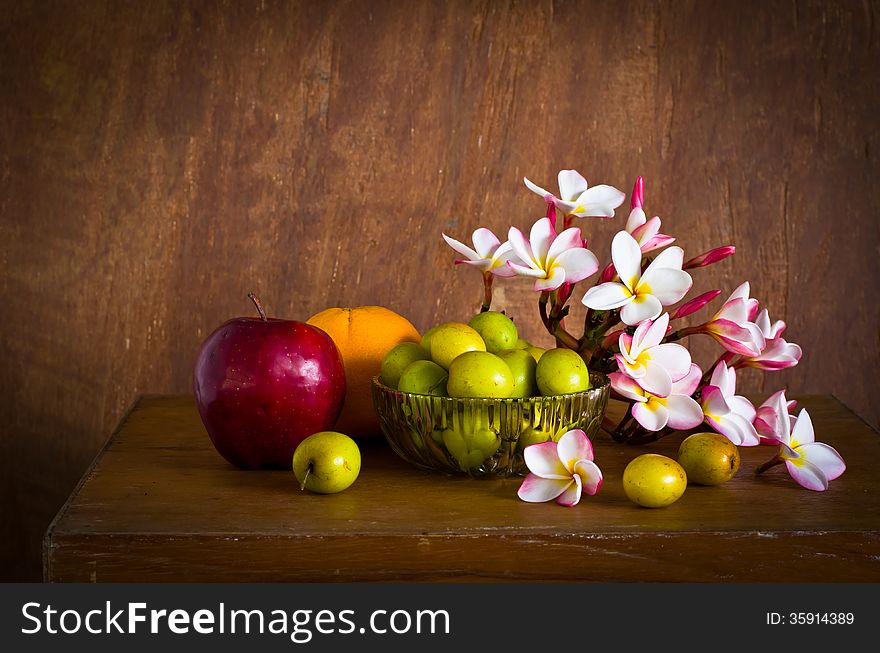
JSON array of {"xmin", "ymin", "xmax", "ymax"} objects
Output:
[{"xmin": 767, "ymin": 612, "xmax": 854, "ymax": 625}]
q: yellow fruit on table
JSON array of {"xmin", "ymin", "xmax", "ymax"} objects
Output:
[
  {"xmin": 292, "ymin": 431, "xmax": 361, "ymax": 494},
  {"xmin": 307, "ymin": 306, "xmax": 420, "ymax": 437},
  {"xmin": 623, "ymin": 454, "xmax": 687, "ymax": 508},
  {"xmin": 677, "ymin": 432, "xmax": 741, "ymax": 485}
]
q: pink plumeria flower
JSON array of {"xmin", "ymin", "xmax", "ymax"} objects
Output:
[
  {"xmin": 523, "ymin": 169, "xmax": 625, "ymax": 218},
  {"xmin": 610, "ymin": 364, "xmax": 704, "ymax": 432},
  {"xmin": 700, "ymin": 362, "xmax": 760, "ymax": 446},
  {"xmin": 507, "ymin": 217, "xmax": 599, "ymax": 292},
  {"xmin": 517, "ymin": 429, "xmax": 603, "ymax": 507},
  {"xmin": 739, "ymin": 308, "xmax": 803, "ymax": 370},
  {"xmin": 754, "ymin": 389, "xmax": 798, "ymax": 446},
  {"xmin": 615, "ymin": 313, "xmax": 692, "ymax": 397},
  {"xmin": 442, "ymin": 228, "xmax": 519, "ymax": 278},
  {"xmin": 702, "ymin": 282, "xmax": 765, "ymax": 356},
  {"xmin": 581, "ymin": 231, "xmax": 692, "ymax": 325},
  {"xmin": 625, "ymin": 177, "xmax": 675, "ymax": 253},
  {"xmin": 758, "ymin": 396, "xmax": 845, "ymax": 491}
]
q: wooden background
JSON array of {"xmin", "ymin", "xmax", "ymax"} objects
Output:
[{"xmin": 1, "ymin": 0, "xmax": 878, "ymax": 581}]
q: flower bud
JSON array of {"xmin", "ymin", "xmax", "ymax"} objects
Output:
[
  {"xmin": 683, "ymin": 245, "xmax": 735, "ymax": 270},
  {"xmin": 671, "ymin": 289, "xmax": 722, "ymax": 319}
]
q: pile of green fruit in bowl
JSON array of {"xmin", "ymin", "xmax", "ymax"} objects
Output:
[{"xmin": 371, "ymin": 311, "xmax": 610, "ymax": 477}]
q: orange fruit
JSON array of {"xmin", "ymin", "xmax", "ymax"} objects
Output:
[{"xmin": 306, "ymin": 306, "xmax": 421, "ymax": 437}]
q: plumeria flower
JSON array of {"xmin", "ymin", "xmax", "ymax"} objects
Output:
[
  {"xmin": 581, "ymin": 231, "xmax": 692, "ymax": 325},
  {"xmin": 442, "ymin": 228, "xmax": 519, "ymax": 278},
  {"xmin": 754, "ymin": 389, "xmax": 798, "ymax": 445},
  {"xmin": 610, "ymin": 364, "xmax": 703, "ymax": 432},
  {"xmin": 701, "ymin": 282, "xmax": 765, "ymax": 356},
  {"xmin": 523, "ymin": 169, "xmax": 625, "ymax": 218},
  {"xmin": 700, "ymin": 362, "xmax": 760, "ymax": 446},
  {"xmin": 756, "ymin": 396, "xmax": 845, "ymax": 491},
  {"xmin": 739, "ymin": 308, "xmax": 803, "ymax": 370},
  {"xmin": 625, "ymin": 177, "xmax": 675, "ymax": 253},
  {"xmin": 517, "ymin": 429, "xmax": 603, "ymax": 506},
  {"xmin": 507, "ymin": 217, "xmax": 599, "ymax": 291},
  {"xmin": 615, "ymin": 313, "xmax": 692, "ymax": 397}
]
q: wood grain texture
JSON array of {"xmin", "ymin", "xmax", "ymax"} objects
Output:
[
  {"xmin": 2, "ymin": 1, "xmax": 878, "ymax": 580},
  {"xmin": 45, "ymin": 395, "xmax": 880, "ymax": 582}
]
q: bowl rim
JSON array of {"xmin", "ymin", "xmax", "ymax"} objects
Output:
[{"xmin": 371, "ymin": 370, "xmax": 610, "ymax": 404}]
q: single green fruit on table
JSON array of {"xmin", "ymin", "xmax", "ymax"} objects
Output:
[
  {"xmin": 292, "ymin": 431, "xmax": 361, "ymax": 494},
  {"xmin": 397, "ymin": 360, "xmax": 448, "ymax": 396},
  {"xmin": 623, "ymin": 454, "xmax": 687, "ymax": 508},
  {"xmin": 380, "ymin": 342, "xmax": 429, "ymax": 388},
  {"xmin": 446, "ymin": 351, "xmax": 514, "ymax": 398},
  {"xmin": 467, "ymin": 311, "xmax": 519, "ymax": 354},
  {"xmin": 535, "ymin": 348, "xmax": 591, "ymax": 395},
  {"xmin": 677, "ymin": 432, "xmax": 741, "ymax": 485},
  {"xmin": 498, "ymin": 349, "xmax": 538, "ymax": 398},
  {"xmin": 428, "ymin": 322, "xmax": 486, "ymax": 369}
]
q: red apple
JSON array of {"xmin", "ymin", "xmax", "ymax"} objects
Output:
[{"xmin": 194, "ymin": 295, "xmax": 346, "ymax": 469}]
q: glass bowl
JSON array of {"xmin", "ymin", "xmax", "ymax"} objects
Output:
[{"xmin": 371, "ymin": 372, "xmax": 610, "ymax": 478}]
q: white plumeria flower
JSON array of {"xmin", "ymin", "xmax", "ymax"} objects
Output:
[
  {"xmin": 758, "ymin": 395, "xmax": 845, "ymax": 491},
  {"xmin": 442, "ymin": 227, "xmax": 519, "ymax": 278},
  {"xmin": 702, "ymin": 282, "xmax": 765, "ymax": 356},
  {"xmin": 581, "ymin": 231, "xmax": 692, "ymax": 325},
  {"xmin": 517, "ymin": 429, "xmax": 603, "ymax": 507},
  {"xmin": 700, "ymin": 362, "xmax": 760, "ymax": 446},
  {"xmin": 740, "ymin": 308, "xmax": 803, "ymax": 370},
  {"xmin": 625, "ymin": 176, "xmax": 675, "ymax": 253},
  {"xmin": 615, "ymin": 313, "xmax": 692, "ymax": 397},
  {"xmin": 523, "ymin": 169, "xmax": 625, "ymax": 218},
  {"xmin": 610, "ymin": 364, "xmax": 704, "ymax": 432},
  {"xmin": 506, "ymin": 217, "xmax": 599, "ymax": 292}
]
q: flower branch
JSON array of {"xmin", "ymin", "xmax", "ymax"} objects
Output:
[{"xmin": 439, "ymin": 169, "xmax": 833, "ymax": 490}]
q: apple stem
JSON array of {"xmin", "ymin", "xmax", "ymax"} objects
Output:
[
  {"xmin": 247, "ymin": 293, "xmax": 268, "ymax": 321},
  {"xmin": 299, "ymin": 463, "xmax": 313, "ymax": 491}
]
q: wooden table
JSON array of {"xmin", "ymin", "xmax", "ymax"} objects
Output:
[{"xmin": 45, "ymin": 395, "xmax": 880, "ymax": 582}]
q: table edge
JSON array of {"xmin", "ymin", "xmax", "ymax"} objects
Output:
[{"xmin": 42, "ymin": 394, "xmax": 146, "ymax": 581}]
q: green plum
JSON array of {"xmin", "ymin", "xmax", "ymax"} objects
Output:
[
  {"xmin": 380, "ymin": 342, "xmax": 429, "ymax": 388},
  {"xmin": 525, "ymin": 345, "xmax": 546, "ymax": 362},
  {"xmin": 517, "ymin": 427, "xmax": 551, "ymax": 450},
  {"xmin": 429, "ymin": 322, "xmax": 486, "ymax": 369},
  {"xmin": 447, "ymin": 351, "xmax": 514, "ymax": 398},
  {"xmin": 292, "ymin": 431, "xmax": 361, "ymax": 494},
  {"xmin": 535, "ymin": 348, "xmax": 591, "ymax": 396},
  {"xmin": 514, "ymin": 338, "xmax": 531, "ymax": 350},
  {"xmin": 441, "ymin": 420, "xmax": 501, "ymax": 471},
  {"xmin": 467, "ymin": 311, "xmax": 518, "ymax": 354},
  {"xmin": 498, "ymin": 349, "xmax": 538, "ymax": 398},
  {"xmin": 397, "ymin": 360, "xmax": 448, "ymax": 396},
  {"xmin": 420, "ymin": 324, "xmax": 441, "ymax": 352}
]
